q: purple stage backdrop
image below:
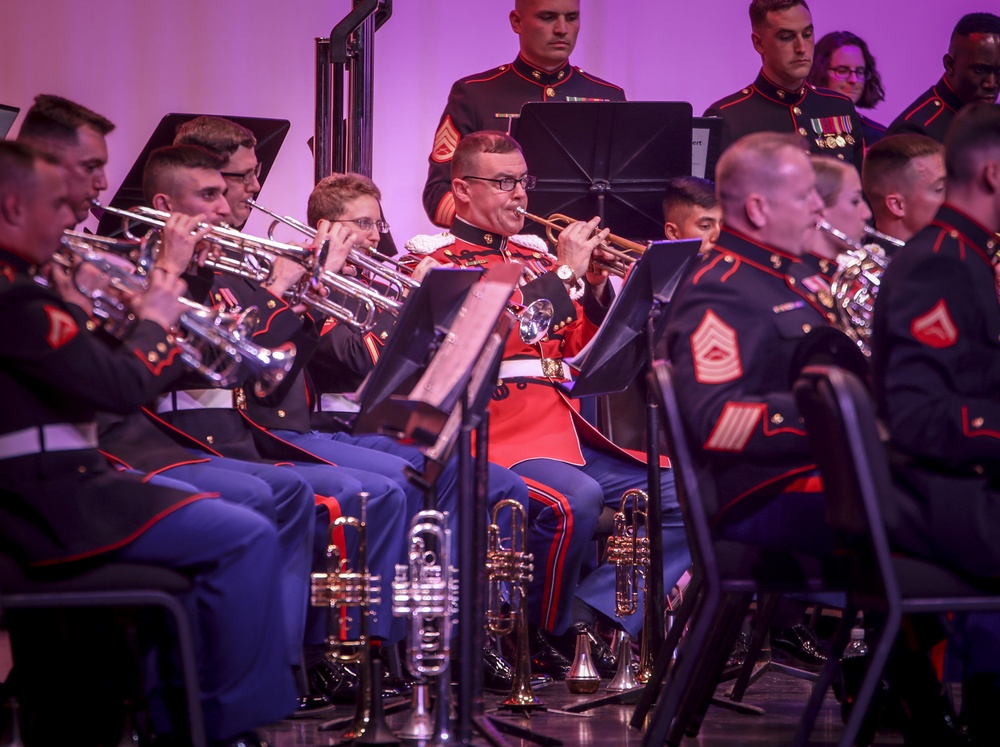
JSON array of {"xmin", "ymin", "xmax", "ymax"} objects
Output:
[{"xmin": 0, "ymin": 1, "xmax": 987, "ymax": 242}]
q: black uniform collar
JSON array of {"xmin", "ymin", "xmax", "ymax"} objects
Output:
[
  {"xmin": 931, "ymin": 203, "xmax": 1000, "ymax": 262},
  {"xmin": 932, "ymin": 76, "xmax": 965, "ymax": 113},
  {"xmin": 512, "ymin": 54, "xmax": 573, "ymax": 87},
  {"xmin": 451, "ymin": 217, "xmax": 508, "ymax": 252},
  {"xmin": 0, "ymin": 246, "xmax": 37, "ymax": 273},
  {"xmin": 715, "ymin": 227, "xmax": 803, "ymax": 274},
  {"xmin": 753, "ymin": 70, "xmax": 807, "ymax": 105}
]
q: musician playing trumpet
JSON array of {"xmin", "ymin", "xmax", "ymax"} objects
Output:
[{"xmin": 405, "ymin": 130, "xmax": 690, "ymax": 677}]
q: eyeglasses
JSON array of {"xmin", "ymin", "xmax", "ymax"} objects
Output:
[
  {"xmin": 462, "ymin": 175, "xmax": 537, "ymax": 192},
  {"xmin": 220, "ymin": 162, "xmax": 262, "ymax": 186},
  {"xmin": 827, "ymin": 66, "xmax": 871, "ymax": 81},
  {"xmin": 340, "ymin": 217, "xmax": 390, "ymax": 234}
]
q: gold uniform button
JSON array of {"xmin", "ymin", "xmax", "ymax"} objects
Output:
[
  {"xmin": 147, "ymin": 351, "xmax": 158, "ymax": 362},
  {"xmin": 157, "ymin": 342, "xmax": 168, "ymax": 353},
  {"xmin": 837, "ymin": 154, "xmax": 845, "ymax": 161},
  {"xmin": 206, "ymin": 435, "xmax": 215, "ymax": 445},
  {"xmin": 788, "ymin": 276, "xmax": 796, "ymax": 286},
  {"xmin": 972, "ymin": 417, "xmax": 985, "ymax": 428},
  {"xmin": 802, "ymin": 323, "xmax": 812, "ymax": 333},
  {"xmin": 379, "ymin": 331, "xmax": 389, "ymax": 340},
  {"xmin": 532, "ymin": 70, "xmax": 541, "ymax": 80},
  {"xmin": 770, "ymin": 413, "xmax": 784, "ymax": 425},
  {"xmin": 741, "ymin": 88, "xmax": 751, "ymax": 94},
  {"xmin": 950, "ymin": 230, "xmax": 960, "ymax": 239},
  {"xmin": 798, "ymin": 127, "xmax": 808, "ymax": 136},
  {"xmin": 86, "ymin": 319, "xmax": 98, "ymax": 331},
  {"xmin": 78, "ymin": 465, "xmax": 86, "ymax": 474},
  {"xmin": 934, "ymin": 100, "xmax": 942, "ymax": 107},
  {"xmin": 974, "ymin": 464, "xmax": 985, "ymax": 475},
  {"xmin": 724, "ymin": 254, "xmax": 734, "ymax": 263},
  {"xmin": 277, "ymin": 410, "xmax": 286, "ymax": 418},
  {"xmin": 793, "ymin": 106, "xmax": 802, "ymax": 115},
  {"xmin": 777, "ymin": 89, "xmax": 786, "ymax": 99},
  {"xmin": 557, "ymin": 70, "xmax": 565, "ymax": 80},
  {"xmin": 497, "ymin": 379, "xmax": 503, "ymax": 387},
  {"xmin": 267, "ymin": 299, "xmax": 277, "ymax": 309},
  {"xmin": 546, "ymin": 87, "xmax": 556, "ymax": 97}
]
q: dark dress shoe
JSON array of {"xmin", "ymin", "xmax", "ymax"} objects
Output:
[
  {"xmin": 546, "ymin": 623, "xmax": 617, "ymax": 678},
  {"xmin": 527, "ymin": 625, "xmax": 574, "ymax": 679},
  {"xmin": 771, "ymin": 624, "xmax": 827, "ymax": 670},
  {"xmin": 308, "ymin": 658, "xmax": 358, "ymax": 703},
  {"xmin": 478, "ymin": 644, "xmax": 554, "ymax": 692},
  {"xmin": 721, "ymin": 631, "xmax": 752, "ymax": 678}
]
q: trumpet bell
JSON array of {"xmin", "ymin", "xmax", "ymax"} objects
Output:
[{"xmin": 517, "ymin": 299, "xmax": 554, "ymax": 345}]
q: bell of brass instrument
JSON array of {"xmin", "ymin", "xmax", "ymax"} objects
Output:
[
  {"xmin": 485, "ymin": 498, "xmax": 542, "ymax": 710},
  {"xmin": 607, "ymin": 488, "xmax": 656, "ymax": 682},
  {"xmin": 514, "ymin": 207, "xmax": 648, "ymax": 279},
  {"xmin": 53, "ymin": 235, "xmax": 295, "ymax": 395},
  {"xmin": 311, "ymin": 494, "xmax": 390, "ymax": 741},
  {"xmin": 392, "ymin": 510, "xmax": 458, "ymax": 677}
]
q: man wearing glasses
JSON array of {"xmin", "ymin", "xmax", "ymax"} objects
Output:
[
  {"xmin": 887, "ymin": 12, "xmax": 1000, "ymax": 143},
  {"xmin": 405, "ymin": 130, "xmax": 691, "ymax": 677},
  {"xmin": 705, "ymin": 0, "xmax": 864, "ymax": 172},
  {"xmin": 174, "ymin": 116, "xmax": 261, "ymax": 229}
]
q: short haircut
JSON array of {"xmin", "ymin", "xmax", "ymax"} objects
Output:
[
  {"xmin": 716, "ymin": 132, "xmax": 808, "ymax": 208},
  {"xmin": 142, "ymin": 144, "xmax": 226, "ymax": 203},
  {"xmin": 662, "ymin": 176, "xmax": 717, "ymax": 222},
  {"xmin": 952, "ymin": 12, "xmax": 1000, "ymax": 40},
  {"xmin": 862, "ymin": 134, "xmax": 944, "ymax": 202},
  {"xmin": 0, "ymin": 141, "xmax": 55, "ymax": 197},
  {"xmin": 307, "ymin": 173, "xmax": 382, "ymax": 228},
  {"xmin": 17, "ymin": 94, "xmax": 114, "ymax": 149},
  {"xmin": 749, "ymin": 0, "xmax": 809, "ymax": 28},
  {"xmin": 809, "ymin": 155, "xmax": 854, "ymax": 207},
  {"xmin": 173, "ymin": 116, "xmax": 256, "ymax": 159},
  {"xmin": 451, "ymin": 131, "xmax": 523, "ymax": 181},
  {"xmin": 944, "ymin": 102, "xmax": 1000, "ymax": 184},
  {"xmin": 807, "ymin": 31, "xmax": 885, "ymax": 109}
]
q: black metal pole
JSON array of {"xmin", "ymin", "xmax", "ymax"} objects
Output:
[{"xmin": 644, "ymin": 310, "xmax": 666, "ymax": 654}]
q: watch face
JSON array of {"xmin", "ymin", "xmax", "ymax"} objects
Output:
[{"xmin": 557, "ymin": 264, "xmax": 574, "ymax": 281}]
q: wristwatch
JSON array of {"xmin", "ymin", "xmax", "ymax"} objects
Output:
[{"xmin": 555, "ymin": 264, "xmax": 577, "ymax": 284}]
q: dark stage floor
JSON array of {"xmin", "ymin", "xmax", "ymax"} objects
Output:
[{"xmin": 259, "ymin": 670, "xmax": 908, "ymax": 747}]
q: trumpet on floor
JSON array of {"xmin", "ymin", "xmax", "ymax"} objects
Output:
[
  {"xmin": 515, "ymin": 207, "xmax": 648, "ymax": 278},
  {"xmin": 55, "ymin": 232, "xmax": 295, "ymax": 395}
]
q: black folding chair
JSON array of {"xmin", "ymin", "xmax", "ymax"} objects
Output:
[
  {"xmin": 634, "ymin": 361, "xmax": 837, "ymax": 747},
  {"xmin": 792, "ymin": 365, "xmax": 1000, "ymax": 747},
  {"xmin": 0, "ymin": 556, "xmax": 207, "ymax": 747}
]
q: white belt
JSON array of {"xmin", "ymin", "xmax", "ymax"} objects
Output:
[
  {"xmin": 154, "ymin": 389, "xmax": 243, "ymax": 413},
  {"xmin": 0, "ymin": 423, "xmax": 98, "ymax": 460},
  {"xmin": 318, "ymin": 393, "xmax": 361, "ymax": 414},
  {"xmin": 498, "ymin": 359, "xmax": 574, "ymax": 381}
]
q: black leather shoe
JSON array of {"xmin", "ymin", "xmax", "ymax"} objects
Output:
[
  {"xmin": 545, "ymin": 623, "xmax": 617, "ymax": 678},
  {"xmin": 308, "ymin": 658, "xmax": 358, "ymax": 704},
  {"xmin": 527, "ymin": 625, "xmax": 573, "ymax": 679},
  {"xmin": 478, "ymin": 644, "xmax": 554, "ymax": 692},
  {"xmin": 721, "ymin": 631, "xmax": 752, "ymax": 678},
  {"xmin": 771, "ymin": 624, "xmax": 827, "ymax": 670}
]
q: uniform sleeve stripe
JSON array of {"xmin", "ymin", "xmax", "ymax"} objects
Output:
[{"xmin": 705, "ymin": 402, "xmax": 765, "ymax": 452}]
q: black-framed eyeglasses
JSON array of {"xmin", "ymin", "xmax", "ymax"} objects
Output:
[
  {"xmin": 340, "ymin": 217, "xmax": 390, "ymax": 234},
  {"xmin": 220, "ymin": 162, "xmax": 262, "ymax": 186},
  {"xmin": 827, "ymin": 66, "xmax": 871, "ymax": 81},
  {"xmin": 462, "ymin": 175, "xmax": 537, "ymax": 191}
]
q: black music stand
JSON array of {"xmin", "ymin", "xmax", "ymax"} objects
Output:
[
  {"xmin": 95, "ymin": 113, "xmax": 289, "ymax": 236},
  {"xmin": 560, "ymin": 238, "xmax": 702, "ymax": 713},
  {"xmin": 512, "ymin": 102, "xmax": 693, "ymax": 241}
]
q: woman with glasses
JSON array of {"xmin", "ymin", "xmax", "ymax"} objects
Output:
[{"xmin": 808, "ymin": 31, "xmax": 887, "ymax": 148}]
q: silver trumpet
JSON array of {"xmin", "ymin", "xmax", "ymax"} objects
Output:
[
  {"xmin": 54, "ymin": 234, "xmax": 295, "ymax": 395},
  {"xmin": 392, "ymin": 510, "xmax": 458, "ymax": 678}
]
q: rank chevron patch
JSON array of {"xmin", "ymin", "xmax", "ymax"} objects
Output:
[
  {"xmin": 910, "ymin": 299, "xmax": 958, "ymax": 348},
  {"xmin": 705, "ymin": 402, "xmax": 765, "ymax": 452},
  {"xmin": 691, "ymin": 309, "xmax": 743, "ymax": 384},
  {"xmin": 43, "ymin": 305, "xmax": 78, "ymax": 349},
  {"xmin": 431, "ymin": 116, "xmax": 460, "ymax": 163}
]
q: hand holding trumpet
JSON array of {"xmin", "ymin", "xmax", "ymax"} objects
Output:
[
  {"xmin": 555, "ymin": 215, "xmax": 612, "ymax": 296},
  {"xmin": 126, "ymin": 269, "xmax": 188, "ymax": 333},
  {"xmin": 157, "ymin": 212, "xmax": 214, "ymax": 275}
]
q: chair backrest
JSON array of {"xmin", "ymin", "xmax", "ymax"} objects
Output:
[
  {"xmin": 650, "ymin": 360, "xmax": 722, "ymax": 584},
  {"xmin": 792, "ymin": 366, "xmax": 898, "ymax": 607}
]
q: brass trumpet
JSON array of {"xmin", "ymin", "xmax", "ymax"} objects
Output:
[
  {"xmin": 311, "ymin": 494, "xmax": 385, "ymax": 740},
  {"xmin": 486, "ymin": 498, "xmax": 542, "ymax": 710},
  {"xmin": 53, "ymin": 234, "xmax": 295, "ymax": 395},
  {"xmin": 515, "ymin": 207, "xmax": 648, "ymax": 278},
  {"xmin": 607, "ymin": 488, "xmax": 656, "ymax": 682}
]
